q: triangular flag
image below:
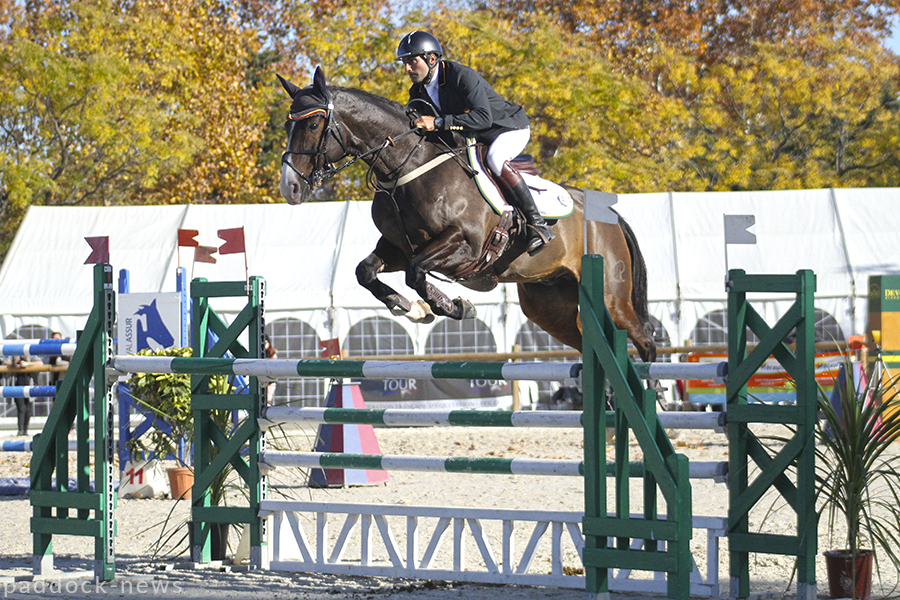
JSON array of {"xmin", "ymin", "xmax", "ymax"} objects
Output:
[
  {"xmin": 583, "ymin": 190, "xmax": 619, "ymax": 224},
  {"xmin": 724, "ymin": 215, "xmax": 757, "ymax": 245},
  {"xmin": 218, "ymin": 227, "xmax": 246, "ymax": 254},
  {"xmin": 194, "ymin": 245, "xmax": 218, "ymax": 264},
  {"xmin": 320, "ymin": 338, "xmax": 341, "ymax": 358},
  {"xmin": 84, "ymin": 236, "xmax": 110, "ymax": 264},
  {"xmin": 178, "ymin": 229, "xmax": 199, "ymax": 247}
]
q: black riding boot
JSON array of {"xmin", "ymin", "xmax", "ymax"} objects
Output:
[{"xmin": 500, "ymin": 161, "xmax": 555, "ymax": 255}]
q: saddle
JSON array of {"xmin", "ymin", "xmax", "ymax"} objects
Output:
[{"xmin": 451, "ymin": 145, "xmax": 539, "ymax": 290}]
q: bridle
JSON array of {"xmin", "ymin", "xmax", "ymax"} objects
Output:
[
  {"xmin": 281, "ymin": 103, "xmax": 347, "ymax": 189},
  {"xmin": 281, "ymin": 101, "xmax": 428, "ymax": 191}
]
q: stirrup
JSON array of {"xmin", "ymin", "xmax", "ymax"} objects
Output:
[{"xmin": 525, "ymin": 223, "xmax": 554, "ymax": 256}]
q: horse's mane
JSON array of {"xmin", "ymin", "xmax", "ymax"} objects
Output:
[{"xmin": 331, "ymin": 86, "xmax": 407, "ymax": 120}]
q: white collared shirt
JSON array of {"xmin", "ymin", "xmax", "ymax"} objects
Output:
[{"xmin": 425, "ymin": 62, "xmax": 441, "ymax": 110}]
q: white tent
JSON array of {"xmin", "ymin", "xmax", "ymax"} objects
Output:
[{"xmin": 2, "ymin": 187, "xmax": 899, "ymax": 358}]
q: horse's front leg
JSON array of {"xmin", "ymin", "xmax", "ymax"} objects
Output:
[
  {"xmin": 356, "ymin": 238, "xmax": 435, "ymax": 324},
  {"xmin": 406, "ymin": 226, "xmax": 478, "ymax": 320}
]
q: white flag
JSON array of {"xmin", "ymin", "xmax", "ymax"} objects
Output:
[
  {"xmin": 724, "ymin": 214, "xmax": 757, "ymax": 245},
  {"xmin": 583, "ymin": 190, "xmax": 619, "ymax": 224}
]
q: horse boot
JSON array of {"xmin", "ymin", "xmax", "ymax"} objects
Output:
[{"xmin": 499, "ymin": 161, "xmax": 555, "ymax": 255}]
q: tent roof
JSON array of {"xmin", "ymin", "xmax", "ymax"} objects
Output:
[{"xmin": 1, "ymin": 188, "xmax": 898, "ymax": 319}]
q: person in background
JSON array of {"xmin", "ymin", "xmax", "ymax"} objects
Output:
[
  {"xmin": 263, "ymin": 335, "xmax": 278, "ymax": 404},
  {"xmin": 4, "ymin": 355, "xmax": 42, "ymax": 436},
  {"xmin": 46, "ymin": 331, "xmax": 69, "ymax": 386}
]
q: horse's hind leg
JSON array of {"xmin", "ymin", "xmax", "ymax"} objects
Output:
[
  {"xmin": 356, "ymin": 240, "xmax": 435, "ymax": 324},
  {"xmin": 605, "ymin": 292, "xmax": 656, "ymax": 363},
  {"xmin": 518, "ymin": 280, "xmax": 583, "ymax": 351}
]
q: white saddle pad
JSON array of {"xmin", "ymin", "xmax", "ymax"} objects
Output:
[{"xmin": 466, "ymin": 142, "xmax": 574, "ymax": 220}]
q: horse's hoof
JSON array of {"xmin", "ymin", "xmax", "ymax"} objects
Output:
[
  {"xmin": 405, "ymin": 300, "xmax": 436, "ymax": 324},
  {"xmin": 454, "ymin": 298, "xmax": 477, "ymax": 319}
]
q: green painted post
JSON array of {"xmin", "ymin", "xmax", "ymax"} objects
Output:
[
  {"xmin": 726, "ymin": 269, "xmax": 818, "ymax": 600},
  {"xmin": 190, "ymin": 277, "xmax": 265, "ymax": 568},
  {"xmin": 580, "ymin": 255, "xmax": 609, "ymax": 599},
  {"xmin": 30, "ymin": 263, "xmax": 116, "ymax": 580},
  {"xmin": 795, "ymin": 270, "xmax": 818, "ymax": 600},
  {"xmin": 579, "ymin": 254, "xmax": 693, "ymax": 600}
]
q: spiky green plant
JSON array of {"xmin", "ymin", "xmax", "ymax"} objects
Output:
[{"xmin": 815, "ymin": 353, "xmax": 900, "ymax": 586}]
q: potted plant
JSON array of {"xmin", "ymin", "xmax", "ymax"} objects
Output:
[
  {"xmin": 125, "ymin": 346, "xmax": 237, "ymax": 557},
  {"xmin": 815, "ymin": 352, "xmax": 900, "ymax": 599}
]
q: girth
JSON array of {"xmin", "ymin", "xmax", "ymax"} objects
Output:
[{"xmin": 453, "ymin": 210, "xmax": 518, "ymax": 289}]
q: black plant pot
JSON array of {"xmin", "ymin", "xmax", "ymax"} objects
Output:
[{"xmin": 187, "ymin": 522, "xmax": 230, "ymax": 561}]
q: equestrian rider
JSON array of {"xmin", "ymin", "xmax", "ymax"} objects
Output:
[{"xmin": 397, "ymin": 30, "xmax": 555, "ymax": 256}]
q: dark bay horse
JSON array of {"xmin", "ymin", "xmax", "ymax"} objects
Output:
[{"xmin": 278, "ymin": 67, "xmax": 656, "ymax": 361}]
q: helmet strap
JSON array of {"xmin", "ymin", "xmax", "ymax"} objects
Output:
[{"xmin": 422, "ymin": 54, "xmax": 438, "ymax": 85}]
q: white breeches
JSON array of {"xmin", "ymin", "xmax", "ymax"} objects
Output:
[{"xmin": 485, "ymin": 128, "xmax": 531, "ymax": 176}]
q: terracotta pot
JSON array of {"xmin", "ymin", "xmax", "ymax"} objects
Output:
[
  {"xmin": 167, "ymin": 466, "xmax": 194, "ymax": 500},
  {"xmin": 823, "ymin": 549, "xmax": 874, "ymax": 600}
]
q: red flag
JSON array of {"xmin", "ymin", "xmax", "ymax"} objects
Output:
[
  {"xmin": 178, "ymin": 229, "xmax": 199, "ymax": 247},
  {"xmin": 194, "ymin": 245, "xmax": 218, "ymax": 264},
  {"xmin": 84, "ymin": 236, "xmax": 110, "ymax": 264},
  {"xmin": 319, "ymin": 338, "xmax": 341, "ymax": 358},
  {"xmin": 218, "ymin": 227, "xmax": 245, "ymax": 255}
]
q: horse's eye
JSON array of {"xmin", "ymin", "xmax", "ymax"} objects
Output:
[{"xmin": 308, "ymin": 122, "xmax": 320, "ymax": 131}]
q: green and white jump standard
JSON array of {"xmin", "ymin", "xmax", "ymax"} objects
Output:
[{"xmin": 29, "ymin": 257, "xmax": 819, "ymax": 600}]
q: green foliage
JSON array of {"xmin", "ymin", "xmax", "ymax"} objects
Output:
[
  {"xmin": 126, "ymin": 347, "xmax": 232, "ymax": 478},
  {"xmin": 816, "ymin": 353, "xmax": 900, "ymax": 579}
]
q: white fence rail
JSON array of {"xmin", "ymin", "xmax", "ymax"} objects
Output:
[{"xmin": 260, "ymin": 500, "xmax": 726, "ymax": 596}]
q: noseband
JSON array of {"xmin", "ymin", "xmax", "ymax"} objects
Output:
[{"xmin": 281, "ymin": 103, "xmax": 348, "ymax": 188}]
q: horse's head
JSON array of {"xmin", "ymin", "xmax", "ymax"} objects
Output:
[{"xmin": 278, "ymin": 67, "xmax": 347, "ymax": 205}]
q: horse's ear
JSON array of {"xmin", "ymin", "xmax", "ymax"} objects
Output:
[
  {"xmin": 277, "ymin": 73, "xmax": 303, "ymax": 98},
  {"xmin": 313, "ymin": 66, "xmax": 332, "ymax": 104}
]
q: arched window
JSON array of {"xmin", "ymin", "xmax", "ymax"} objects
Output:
[
  {"xmin": 419, "ymin": 318, "xmax": 506, "ymax": 409},
  {"xmin": 344, "ymin": 317, "xmax": 414, "ymax": 357},
  {"xmin": 266, "ymin": 318, "xmax": 323, "ymax": 407},
  {"xmin": 689, "ymin": 308, "xmax": 844, "ymax": 346},
  {"xmin": 425, "ymin": 318, "xmax": 497, "ymax": 354}
]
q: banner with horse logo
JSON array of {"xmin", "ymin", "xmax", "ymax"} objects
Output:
[{"xmin": 117, "ymin": 293, "xmax": 182, "ymax": 355}]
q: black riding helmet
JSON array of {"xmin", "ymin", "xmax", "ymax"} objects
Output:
[{"xmin": 396, "ymin": 31, "xmax": 443, "ymax": 61}]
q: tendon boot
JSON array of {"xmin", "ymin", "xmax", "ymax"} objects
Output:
[{"xmin": 499, "ymin": 161, "xmax": 555, "ymax": 255}]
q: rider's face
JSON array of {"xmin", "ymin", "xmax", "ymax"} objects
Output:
[{"xmin": 402, "ymin": 55, "xmax": 434, "ymax": 83}]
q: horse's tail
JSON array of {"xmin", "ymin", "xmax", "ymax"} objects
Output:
[{"xmin": 619, "ymin": 216, "xmax": 654, "ymax": 339}]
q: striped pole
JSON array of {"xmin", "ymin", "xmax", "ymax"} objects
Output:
[
  {"xmin": 1, "ymin": 440, "xmax": 93, "ymax": 452},
  {"xmin": 109, "ymin": 356, "xmax": 727, "ymax": 383},
  {"xmin": 1, "ymin": 386, "xmax": 57, "ymax": 398},
  {"xmin": 0, "ymin": 342, "xmax": 77, "ymax": 357},
  {"xmin": 259, "ymin": 451, "xmax": 727, "ymax": 480},
  {"xmin": 111, "ymin": 356, "xmax": 582, "ymax": 382},
  {"xmin": 2, "ymin": 338, "xmax": 72, "ymax": 345},
  {"xmin": 259, "ymin": 406, "xmax": 725, "ymax": 432}
]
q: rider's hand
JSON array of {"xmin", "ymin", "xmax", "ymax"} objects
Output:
[{"xmin": 414, "ymin": 115, "xmax": 436, "ymax": 132}]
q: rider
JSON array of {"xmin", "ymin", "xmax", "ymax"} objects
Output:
[{"xmin": 396, "ymin": 30, "xmax": 555, "ymax": 256}]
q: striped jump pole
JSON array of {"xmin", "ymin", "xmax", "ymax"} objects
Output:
[
  {"xmin": 259, "ymin": 406, "xmax": 725, "ymax": 432},
  {"xmin": 0, "ymin": 342, "xmax": 77, "ymax": 357},
  {"xmin": 2, "ymin": 338, "xmax": 72, "ymax": 345},
  {"xmin": 109, "ymin": 356, "xmax": 727, "ymax": 383},
  {"xmin": 259, "ymin": 450, "xmax": 727, "ymax": 481},
  {"xmin": 1, "ymin": 439, "xmax": 91, "ymax": 452},
  {"xmin": 1, "ymin": 386, "xmax": 57, "ymax": 398}
]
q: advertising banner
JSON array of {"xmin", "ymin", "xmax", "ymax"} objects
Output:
[{"xmin": 685, "ymin": 351, "xmax": 840, "ymax": 404}]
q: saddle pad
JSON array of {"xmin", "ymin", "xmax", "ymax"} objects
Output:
[{"xmin": 466, "ymin": 141, "xmax": 574, "ymax": 219}]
